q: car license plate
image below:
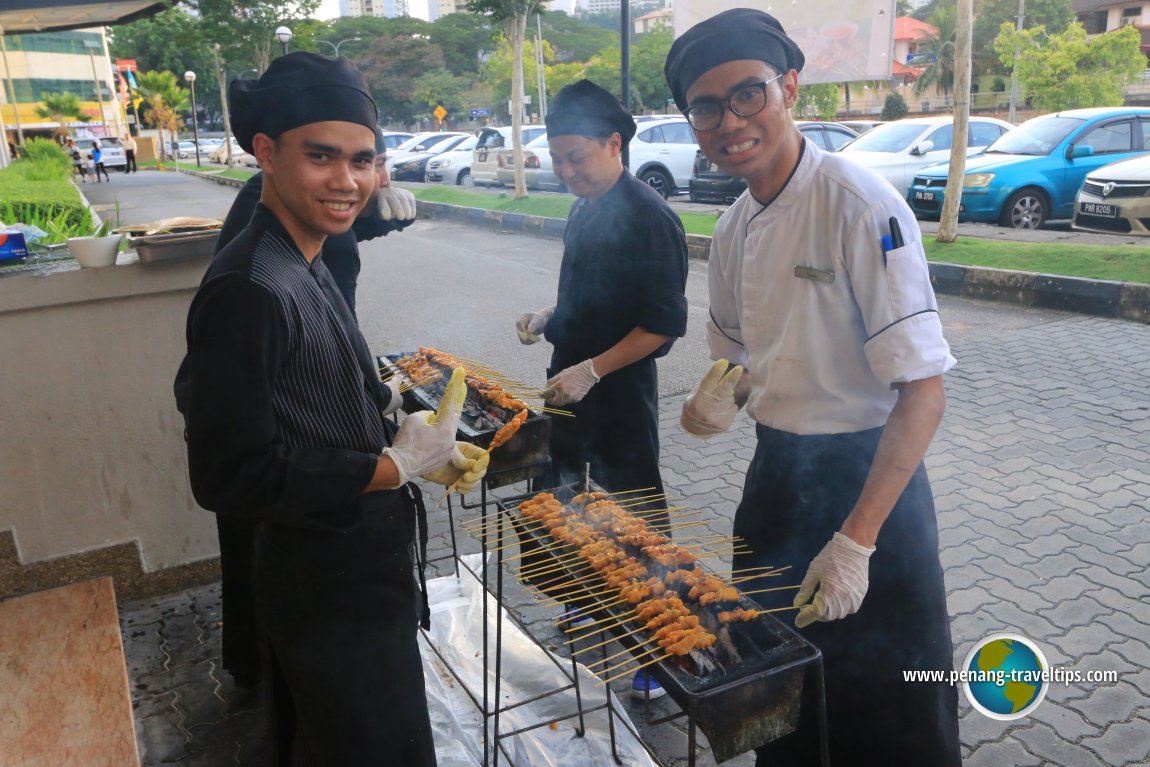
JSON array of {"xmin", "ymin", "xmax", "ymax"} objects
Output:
[
  {"xmin": 1079, "ymin": 201, "xmax": 1117, "ymax": 218},
  {"xmin": 914, "ymin": 190, "xmax": 935, "ymax": 202}
]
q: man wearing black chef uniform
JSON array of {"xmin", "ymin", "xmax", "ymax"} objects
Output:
[
  {"xmin": 175, "ymin": 52, "xmax": 486, "ymax": 765},
  {"xmin": 515, "ymin": 79, "xmax": 689, "ymax": 700},
  {"xmin": 209, "ymin": 126, "xmax": 418, "ymax": 691},
  {"xmin": 665, "ymin": 9, "xmax": 960, "ymax": 766}
]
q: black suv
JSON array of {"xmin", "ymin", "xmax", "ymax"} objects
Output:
[{"xmin": 688, "ymin": 121, "xmax": 858, "ymax": 204}]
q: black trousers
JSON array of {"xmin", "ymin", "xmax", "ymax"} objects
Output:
[
  {"xmin": 733, "ymin": 424, "xmax": 960, "ymax": 767},
  {"xmin": 125, "ymin": 149, "xmax": 137, "ymax": 172},
  {"xmin": 253, "ymin": 491, "xmax": 436, "ymax": 767},
  {"xmin": 216, "ymin": 514, "xmax": 261, "ymax": 681},
  {"xmin": 545, "ymin": 357, "xmax": 669, "ymax": 530}
]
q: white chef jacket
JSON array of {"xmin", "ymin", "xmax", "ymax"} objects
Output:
[{"xmin": 707, "ymin": 138, "xmax": 956, "ymax": 435}]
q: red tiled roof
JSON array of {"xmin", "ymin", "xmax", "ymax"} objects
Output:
[
  {"xmin": 892, "ymin": 60, "xmax": 923, "ymax": 77},
  {"xmin": 895, "ymin": 16, "xmax": 937, "ymax": 41}
]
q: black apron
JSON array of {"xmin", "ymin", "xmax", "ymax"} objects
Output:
[
  {"xmin": 253, "ymin": 488, "xmax": 436, "ymax": 767},
  {"xmin": 734, "ymin": 424, "xmax": 960, "ymax": 767},
  {"xmin": 544, "ymin": 356, "xmax": 669, "ymax": 531}
]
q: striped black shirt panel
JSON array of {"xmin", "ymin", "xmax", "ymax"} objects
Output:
[
  {"xmin": 249, "ymin": 232, "xmax": 386, "ymax": 455},
  {"xmin": 178, "ymin": 207, "xmax": 384, "ymax": 528}
]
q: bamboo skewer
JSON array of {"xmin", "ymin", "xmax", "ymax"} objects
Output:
[
  {"xmin": 585, "ymin": 637, "xmax": 660, "ymax": 671},
  {"xmin": 597, "ymin": 650, "xmax": 668, "ymax": 686},
  {"xmin": 570, "ymin": 623, "xmax": 650, "ymax": 656},
  {"xmin": 740, "ymin": 585, "xmax": 802, "ymax": 598}
]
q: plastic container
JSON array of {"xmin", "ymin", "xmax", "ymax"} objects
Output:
[
  {"xmin": 132, "ymin": 230, "xmax": 219, "ymax": 264},
  {"xmin": 68, "ymin": 234, "xmax": 123, "ymax": 268}
]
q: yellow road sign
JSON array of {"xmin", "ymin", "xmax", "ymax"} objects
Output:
[{"xmin": 433, "ymin": 105, "xmax": 447, "ymax": 121}]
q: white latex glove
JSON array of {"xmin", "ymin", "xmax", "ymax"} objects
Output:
[
  {"xmin": 380, "ymin": 409, "xmax": 458, "ymax": 487},
  {"xmin": 516, "ymin": 305, "xmax": 555, "ymax": 345},
  {"xmin": 680, "ymin": 359, "xmax": 745, "ymax": 439},
  {"xmin": 543, "ymin": 359, "xmax": 600, "ymax": 406},
  {"xmin": 422, "ymin": 442, "xmax": 491, "ymax": 493},
  {"xmin": 377, "ymin": 185, "xmax": 416, "ymax": 221},
  {"xmin": 793, "ymin": 532, "xmax": 875, "ymax": 629},
  {"xmin": 381, "ymin": 377, "xmax": 404, "ymax": 417}
]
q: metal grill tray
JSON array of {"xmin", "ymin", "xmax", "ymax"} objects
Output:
[
  {"xmin": 501, "ymin": 483, "xmax": 822, "ymax": 762},
  {"xmin": 378, "ymin": 352, "xmax": 550, "ymax": 488}
]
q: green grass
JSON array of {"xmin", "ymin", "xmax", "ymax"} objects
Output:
[
  {"xmin": 0, "ymin": 158, "xmax": 90, "ymax": 243},
  {"xmin": 923, "ymin": 238, "xmax": 1150, "ymax": 284},
  {"xmin": 410, "ymin": 186, "xmax": 1150, "ymax": 284},
  {"xmin": 411, "ymin": 186, "xmax": 723, "ymax": 235}
]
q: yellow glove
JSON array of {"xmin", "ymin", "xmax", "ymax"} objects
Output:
[
  {"xmin": 422, "ymin": 442, "xmax": 491, "ymax": 494},
  {"xmin": 680, "ymin": 359, "xmax": 744, "ymax": 438},
  {"xmin": 429, "ymin": 367, "xmax": 466, "ymax": 428}
]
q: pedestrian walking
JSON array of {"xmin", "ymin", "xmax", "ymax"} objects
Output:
[
  {"xmin": 122, "ymin": 133, "xmax": 138, "ymax": 172},
  {"xmin": 91, "ymin": 143, "xmax": 110, "ymax": 182}
]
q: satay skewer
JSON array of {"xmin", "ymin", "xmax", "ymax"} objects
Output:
[
  {"xmin": 570, "ymin": 623, "xmax": 651, "ymax": 656},
  {"xmin": 596, "ymin": 650, "xmax": 668, "ymax": 686},
  {"xmin": 740, "ymin": 585, "xmax": 803, "ymax": 597}
]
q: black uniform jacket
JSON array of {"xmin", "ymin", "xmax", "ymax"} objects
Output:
[{"xmin": 175, "ymin": 205, "xmax": 393, "ymax": 532}]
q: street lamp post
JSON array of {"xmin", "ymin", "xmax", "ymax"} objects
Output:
[
  {"xmin": 275, "ymin": 26, "xmax": 293, "ymax": 57},
  {"xmin": 184, "ymin": 70, "xmax": 200, "ymax": 167},
  {"xmin": 316, "ymin": 38, "xmax": 362, "ymax": 58}
]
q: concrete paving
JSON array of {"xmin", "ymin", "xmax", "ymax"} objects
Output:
[{"xmin": 81, "ymin": 171, "xmax": 1150, "ymax": 766}]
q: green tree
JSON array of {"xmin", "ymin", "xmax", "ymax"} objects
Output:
[
  {"xmin": 994, "ymin": 21, "xmax": 1143, "ymax": 112},
  {"xmin": 468, "ymin": 0, "xmax": 548, "ymax": 198},
  {"xmin": 913, "ymin": 5, "xmax": 957, "ymax": 97},
  {"xmin": 796, "ymin": 83, "xmax": 841, "ymax": 120},
  {"xmin": 881, "ymin": 91, "xmax": 909, "ymax": 121},
  {"xmin": 429, "ymin": 13, "xmax": 496, "ymax": 76},
  {"xmin": 412, "ymin": 69, "xmax": 482, "ymax": 125},
  {"xmin": 482, "ymin": 35, "xmax": 556, "ymax": 120},
  {"xmin": 35, "ymin": 92, "xmax": 92, "ymax": 138},
  {"xmin": 584, "ymin": 45, "xmax": 641, "ymax": 108},
  {"xmin": 135, "ymin": 70, "xmax": 190, "ymax": 166},
  {"xmin": 912, "ymin": 0, "xmax": 949, "ymax": 22},
  {"xmin": 972, "ymin": 0, "xmax": 1073, "ymax": 76},
  {"xmin": 545, "ymin": 61, "xmax": 586, "ymax": 101},
  {"xmin": 540, "ymin": 9, "xmax": 616, "ymax": 62},
  {"xmin": 630, "ymin": 26, "xmax": 674, "ymax": 111},
  {"xmin": 357, "ymin": 34, "xmax": 447, "ymax": 127}
]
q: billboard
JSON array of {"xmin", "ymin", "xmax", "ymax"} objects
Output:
[{"xmin": 672, "ymin": 0, "xmax": 896, "ymax": 85}]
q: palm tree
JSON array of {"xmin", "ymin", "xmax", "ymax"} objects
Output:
[
  {"xmin": 35, "ymin": 92, "xmax": 91, "ymax": 139},
  {"xmin": 914, "ymin": 6, "xmax": 958, "ymax": 99},
  {"xmin": 135, "ymin": 70, "xmax": 190, "ymax": 168}
]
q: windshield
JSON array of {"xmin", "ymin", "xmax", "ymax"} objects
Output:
[
  {"xmin": 395, "ymin": 134, "xmax": 438, "ymax": 152},
  {"xmin": 842, "ymin": 122, "xmax": 930, "ymax": 153},
  {"xmin": 985, "ymin": 115, "xmax": 1083, "ymax": 156}
]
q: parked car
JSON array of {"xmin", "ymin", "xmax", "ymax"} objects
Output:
[
  {"xmin": 175, "ymin": 141, "xmax": 201, "ymax": 159},
  {"xmin": 907, "ymin": 107, "xmax": 1150, "ymax": 229},
  {"xmin": 385, "ymin": 132, "xmax": 468, "ymax": 173},
  {"xmin": 627, "ymin": 115, "xmax": 699, "ymax": 198},
  {"xmin": 839, "ymin": 116, "xmax": 1013, "ymax": 195},
  {"xmin": 425, "ymin": 139, "xmax": 478, "ymax": 185},
  {"xmin": 379, "ymin": 131, "xmax": 414, "ymax": 151},
  {"xmin": 689, "ymin": 121, "xmax": 859, "ymax": 204},
  {"xmin": 496, "ymin": 134, "xmax": 566, "ymax": 191},
  {"xmin": 1073, "ymin": 153, "xmax": 1150, "ymax": 235},
  {"xmin": 471, "ymin": 125, "xmax": 547, "ymax": 187},
  {"xmin": 209, "ymin": 138, "xmax": 245, "ymax": 164},
  {"xmin": 390, "ymin": 134, "xmax": 476, "ymax": 181},
  {"xmin": 73, "ymin": 135, "xmax": 126, "ymax": 170},
  {"xmin": 837, "ymin": 119, "xmax": 885, "ymax": 135}
]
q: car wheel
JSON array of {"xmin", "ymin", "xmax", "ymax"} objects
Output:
[
  {"xmin": 1000, "ymin": 188, "xmax": 1048, "ymax": 230},
  {"xmin": 639, "ymin": 168, "xmax": 674, "ymax": 198},
  {"xmin": 457, "ymin": 169, "xmax": 472, "ymax": 186}
]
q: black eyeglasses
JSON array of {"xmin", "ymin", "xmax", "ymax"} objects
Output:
[{"xmin": 684, "ymin": 74, "xmax": 784, "ymax": 132}]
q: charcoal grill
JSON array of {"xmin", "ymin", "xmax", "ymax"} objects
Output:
[
  {"xmin": 504, "ymin": 483, "xmax": 827, "ymax": 764},
  {"xmin": 378, "ymin": 352, "xmax": 551, "ymax": 488}
]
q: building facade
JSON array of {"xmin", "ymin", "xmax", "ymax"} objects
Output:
[{"xmin": 1, "ymin": 28, "xmax": 128, "ymax": 145}]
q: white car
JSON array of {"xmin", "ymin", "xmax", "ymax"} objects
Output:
[
  {"xmin": 471, "ymin": 125, "xmax": 547, "ymax": 187},
  {"xmin": 627, "ymin": 115, "xmax": 700, "ymax": 198},
  {"xmin": 495, "ymin": 134, "xmax": 565, "ymax": 191},
  {"xmin": 385, "ymin": 132, "xmax": 469, "ymax": 173},
  {"xmin": 73, "ymin": 135, "xmax": 126, "ymax": 170},
  {"xmin": 209, "ymin": 138, "xmax": 246, "ymax": 165},
  {"xmin": 425, "ymin": 137, "xmax": 480, "ymax": 185},
  {"xmin": 839, "ymin": 116, "xmax": 1014, "ymax": 195},
  {"xmin": 1073, "ymin": 153, "xmax": 1150, "ymax": 236}
]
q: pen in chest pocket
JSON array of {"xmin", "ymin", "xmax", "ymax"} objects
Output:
[{"xmin": 881, "ymin": 216, "xmax": 905, "ymax": 263}]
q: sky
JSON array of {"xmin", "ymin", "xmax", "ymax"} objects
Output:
[{"xmin": 316, "ymin": 0, "xmax": 343, "ymax": 22}]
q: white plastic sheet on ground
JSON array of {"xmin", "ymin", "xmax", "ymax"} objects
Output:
[{"xmin": 420, "ymin": 555, "xmax": 658, "ymax": 767}]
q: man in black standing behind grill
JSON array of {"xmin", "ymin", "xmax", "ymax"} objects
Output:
[
  {"xmin": 515, "ymin": 79, "xmax": 689, "ymax": 700},
  {"xmin": 175, "ymin": 52, "xmax": 486, "ymax": 765}
]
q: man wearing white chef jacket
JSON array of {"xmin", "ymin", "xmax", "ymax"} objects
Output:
[{"xmin": 665, "ymin": 9, "xmax": 960, "ymax": 766}]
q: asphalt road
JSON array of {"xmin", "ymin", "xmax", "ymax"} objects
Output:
[{"xmin": 354, "ymin": 215, "xmax": 1075, "ymax": 399}]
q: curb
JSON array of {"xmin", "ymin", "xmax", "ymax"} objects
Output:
[
  {"xmin": 178, "ymin": 167, "xmax": 247, "ymax": 189},
  {"xmin": 417, "ymin": 200, "xmax": 1150, "ymax": 324}
]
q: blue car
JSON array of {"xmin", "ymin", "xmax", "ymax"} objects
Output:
[{"xmin": 907, "ymin": 108, "xmax": 1150, "ymax": 229}]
